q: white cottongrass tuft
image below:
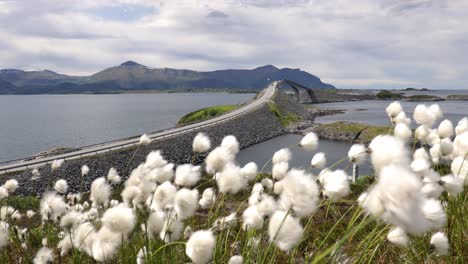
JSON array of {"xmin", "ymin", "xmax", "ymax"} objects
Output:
[
  {"xmin": 90, "ymin": 177, "xmax": 111, "ymax": 208},
  {"xmin": 453, "ymin": 131, "xmax": 468, "ymax": 157},
  {"xmin": 261, "ymin": 178, "xmax": 274, "ymax": 191},
  {"xmin": 185, "ymin": 230, "xmax": 216, "ymax": 264},
  {"xmin": 451, "ymin": 156, "xmax": 468, "ymax": 185},
  {"xmin": 413, "ymin": 148, "xmax": 430, "ymax": 161},
  {"xmin": 217, "ymin": 163, "xmax": 247, "ymax": 194},
  {"xmin": 228, "ymin": 255, "xmax": 243, "ymax": 264},
  {"xmin": 205, "ymin": 146, "xmax": 234, "ymax": 174},
  {"xmin": 107, "ymin": 167, "xmax": 121, "ymax": 184},
  {"xmin": 101, "ymin": 206, "xmax": 136, "ymax": 235},
  {"xmin": 51, "ymin": 159, "xmax": 64, "ymax": 171},
  {"xmin": 174, "ymin": 188, "xmax": 199, "ymax": 220},
  {"xmin": 4, "ymin": 179, "xmax": 18, "ymax": 194},
  {"xmin": 81, "ymin": 165, "xmax": 90, "ymax": 176},
  {"xmin": 429, "ymin": 144, "xmax": 441, "ymax": 164},
  {"xmin": 193, "ymin": 132, "xmax": 211, "ymax": 153},
  {"xmin": 242, "ymin": 206, "xmax": 264, "ymax": 230},
  {"xmin": 321, "ymin": 170, "xmax": 350, "ymax": 200},
  {"xmin": 440, "ymin": 175, "xmax": 464, "ymax": 195},
  {"xmin": 92, "ymin": 226, "xmax": 122, "ymax": 262},
  {"xmin": 175, "ymin": 164, "xmax": 201, "ymax": 187},
  {"xmin": 199, "ymin": 188, "xmax": 216, "ymax": 209},
  {"xmin": 311, "ymin": 152, "xmax": 327, "ymax": 169},
  {"xmin": 299, "ymin": 132, "xmax": 319, "ymax": 151},
  {"xmin": 348, "ymin": 144, "xmax": 367, "ymax": 165},
  {"xmin": 268, "ymin": 211, "xmax": 303, "ymax": 252},
  {"xmin": 272, "ymin": 148, "xmax": 291, "ymax": 164},
  {"xmin": 455, "ymin": 117, "xmax": 468, "ymax": 135},
  {"xmin": 438, "ymin": 119, "xmax": 454, "ymax": 138},
  {"xmin": 26, "ymin": 210, "xmax": 35, "ymax": 219},
  {"xmin": 152, "ymin": 181, "xmax": 177, "ymax": 211},
  {"xmin": 139, "ymin": 134, "xmax": 151, "ymax": 145},
  {"xmin": 0, "ymin": 221, "xmax": 9, "ymax": 250},
  {"xmin": 387, "ymin": 227, "xmax": 409, "ymax": 248},
  {"xmin": 53, "ymin": 179, "xmax": 68, "ymax": 194},
  {"xmin": 33, "ymin": 247, "xmax": 54, "ymax": 264},
  {"xmin": 0, "ymin": 187, "xmax": 8, "ymax": 200},
  {"xmin": 394, "ymin": 111, "xmax": 411, "ymax": 125},
  {"xmin": 415, "ymin": 125, "xmax": 430, "ymax": 141},
  {"xmin": 146, "ymin": 211, "xmax": 164, "ymax": 239},
  {"xmin": 386, "ymin": 101, "xmax": 402, "ymax": 119},
  {"xmin": 221, "ymin": 135, "xmax": 240, "ymax": 155},
  {"xmin": 422, "ymin": 199, "xmax": 446, "ymax": 230},
  {"xmin": 429, "ymin": 104, "xmax": 443, "ymax": 121},
  {"xmin": 272, "ymin": 162, "xmax": 289, "ymax": 180},
  {"xmin": 430, "ymin": 232, "xmax": 449, "ymax": 256},
  {"xmin": 144, "ymin": 150, "xmax": 167, "ymax": 170},
  {"xmin": 410, "ymin": 159, "xmax": 431, "ymax": 175},
  {"xmin": 369, "ymin": 135, "xmax": 410, "ymax": 173},
  {"xmin": 40, "ymin": 192, "xmax": 67, "ymax": 222},
  {"xmin": 413, "ymin": 105, "xmax": 435, "ymax": 126},
  {"xmin": 394, "ymin": 123, "xmax": 412, "ymax": 141},
  {"xmin": 240, "ymin": 162, "xmax": 258, "ymax": 181}
]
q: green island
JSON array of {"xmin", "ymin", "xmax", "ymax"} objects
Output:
[
  {"xmin": 314, "ymin": 121, "xmax": 390, "ymax": 142},
  {"xmin": 177, "ymin": 105, "xmax": 239, "ymax": 125},
  {"xmin": 376, "ymin": 90, "xmax": 403, "ymax": 99}
]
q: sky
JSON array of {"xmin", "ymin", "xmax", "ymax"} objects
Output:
[{"xmin": 0, "ymin": 0, "xmax": 467, "ymax": 89}]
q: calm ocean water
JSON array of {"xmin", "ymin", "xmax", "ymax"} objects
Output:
[{"xmin": 0, "ymin": 93, "xmax": 253, "ymax": 161}]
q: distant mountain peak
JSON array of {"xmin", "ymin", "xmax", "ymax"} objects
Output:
[
  {"xmin": 120, "ymin": 61, "xmax": 145, "ymax": 67},
  {"xmin": 254, "ymin": 65, "xmax": 279, "ymax": 71}
]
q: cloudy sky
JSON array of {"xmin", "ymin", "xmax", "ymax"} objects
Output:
[{"xmin": 0, "ymin": 0, "xmax": 467, "ymax": 89}]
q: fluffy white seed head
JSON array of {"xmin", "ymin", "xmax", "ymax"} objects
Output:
[
  {"xmin": 199, "ymin": 188, "xmax": 216, "ymax": 209},
  {"xmin": 415, "ymin": 125, "xmax": 430, "ymax": 141},
  {"xmin": 369, "ymin": 136, "xmax": 410, "ymax": 173},
  {"xmin": 422, "ymin": 199, "xmax": 446, "ymax": 230},
  {"xmin": 394, "ymin": 111, "xmax": 411, "ymax": 125},
  {"xmin": 4, "ymin": 179, "xmax": 18, "ymax": 194},
  {"xmin": 453, "ymin": 131, "xmax": 468, "ymax": 156},
  {"xmin": 240, "ymin": 162, "xmax": 258, "ymax": 181},
  {"xmin": 144, "ymin": 150, "xmax": 167, "ymax": 170},
  {"xmin": 438, "ymin": 119, "xmax": 454, "ymax": 138},
  {"xmin": 394, "ymin": 123, "xmax": 412, "ymax": 141},
  {"xmin": 221, "ymin": 135, "xmax": 240, "ymax": 155},
  {"xmin": 242, "ymin": 206, "xmax": 264, "ymax": 230},
  {"xmin": 321, "ymin": 170, "xmax": 350, "ymax": 200},
  {"xmin": 205, "ymin": 146, "xmax": 234, "ymax": 174},
  {"xmin": 193, "ymin": 133, "xmax": 211, "ymax": 153},
  {"xmin": 261, "ymin": 178, "xmax": 274, "ymax": 191},
  {"xmin": 299, "ymin": 132, "xmax": 318, "ymax": 151},
  {"xmin": 410, "ymin": 159, "xmax": 431, "ymax": 175},
  {"xmin": 311, "ymin": 152, "xmax": 327, "ymax": 169},
  {"xmin": 33, "ymin": 247, "xmax": 54, "ymax": 264},
  {"xmin": 139, "ymin": 134, "xmax": 151, "ymax": 145},
  {"xmin": 455, "ymin": 117, "xmax": 468, "ymax": 135},
  {"xmin": 175, "ymin": 164, "xmax": 201, "ymax": 187},
  {"xmin": 101, "ymin": 206, "xmax": 136, "ymax": 235},
  {"xmin": 90, "ymin": 177, "xmax": 111, "ymax": 208},
  {"xmin": 51, "ymin": 159, "xmax": 64, "ymax": 171},
  {"xmin": 451, "ymin": 156, "xmax": 468, "ymax": 184},
  {"xmin": 107, "ymin": 167, "xmax": 121, "ymax": 184},
  {"xmin": 54, "ymin": 179, "xmax": 68, "ymax": 194},
  {"xmin": 430, "ymin": 232, "xmax": 449, "ymax": 256},
  {"xmin": 268, "ymin": 211, "xmax": 303, "ymax": 252},
  {"xmin": 348, "ymin": 144, "xmax": 367, "ymax": 165},
  {"xmin": 152, "ymin": 181, "xmax": 177, "ymax": 211},
  {"xmin": 272, "ymin": 162, "xmax": 289, "ymax": 180},
  {"xmin": 40, "ymin": 192, "xmax": 67, "ymax": 222},
  {"xmin": 278, "ymin": 169, "xmax": 319, "ymax": 218},
  {"xmin": 413, "ymin": 148, "xmax": 430, "ymax": 161},
  {"xmin": 414, "ymin": 105, "xmax": 435, "ymax": 126},
  {"xmin": 146, "ymin": 211, "xmax": 164, "ymax": 239},
  {"xmin": 272, "ymin": 148, "xmax": 291, "ymax": 164},
  {"xmin": 440, "ymin": 138, "xmax": 454, "ymax": 156},
  {"xmin": 174, "ymin": 188, "xmax": 199, "ymax": 220},
  {"xmin": 228, "ymin": 255, "xmax": 243, "ymax": 264},
  {"xmin": 92, "ymin": 226, "xmax": 122, "ymax": 262},
  {"xmin": 217, "ymin": 163, "xmax": 247, "ymax": 194},
  {"xmin": 386, "ymin": 101, "xmax": 402, "ymax": 119},
  {"xmin": 81, "ymin": 165, "xmax": 89, "ymax": 176},
  {"xmin": 429, "ymin": 104, "xmax": 443, "ymax": 121},
  {"xmin": 440, "ymin": 175, "xmax": 464, "ymax": 195},
  {"xmin": 429, "ymin": 144, "xmax": 441, "ymax": 164},
  {"xmin": 185, "ymin": 230, "xmax": 216, "ymax": 264},
  {"xmin": 387, "ymin": 227, "xmax": 408, "ymax": 248}
]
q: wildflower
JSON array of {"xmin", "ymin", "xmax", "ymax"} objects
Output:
[
  {"xmin": 60, "ymin": 211, "xmax": 84, "ymax": 230},
  {"xmin": 429, "ymin": 144, "xmax": 441, "ymax": 164},
  {"xmin": 33, "ymin": 247, "xmax": 54, "ymax": 264},
  {"xmin": 277, "ymin": 169, "xmax": 319, "ymax": 218},
  {"xmin": 311, "ymin": 152, "xmax": 326, "ymax": 169},
  {"xmin": 272, "ymin": 162, "xmax": 289, "ymax": 180},
  {"xmin": 107, "ymin": 167, "xmax": 121, "ymax": 184},
  {"xmin": 152, "ymin": 163, "xmax": 175, "ymax": 183},
  {"xmin": 217, "ymin": 163, "xmax": 247, "ymax": 194},
  {"xmin": 369, "ymin": 135, "xmax": 409, "ymax": 173},
  {"xmin": 205, "ymin": 146, "xmax": 234, "ymax": 174},
  {"xmin": 299, "ymin": 132, "xmax": 319, "ymax": 151},
  {"xmin": 240, "ymin": 162, "xmax": 258, "ymax": 181},
  {"xmin": 429, "ymin": 104, "xmax": 443, "ymax": 121},
  {"xmin": 193, "ymin": 132, "xmax": 211, "ymax": 153},
  {"xmin": 51, "ymin": 159, "xmax": 64, "ymax": 171},
  {"xmin": 414, "ymin": 105, "xmax": 436, "ymax": 126},
  {"xmin": 139, "ymin": 134, "xmax": 151, "ymax": 145},
  {"xmin": 256, "ymin": 194, "xmax": 277, "ymax": 216},
  {"xmin": 268, "ymin": 211, "xmax": 303, "ymax": 252},
  {"xmin": 422, "ymin": 199, "xmax": 446, "ymax": 230},
  {"xmin": 146, "ymin": 211, "xmax": 164, "ymax": 239},
  {"xmin": 321, "ymin": 170, "xmax": 350, "ymax": 200},
  {"xmin": 455, "ymin": 117, "xmax": 468, "ymax": 135},
  {"xmin": 348, "ymin": 144, "xmax": 367, "ymax": 165},
  {"xmin": 415, "ymin": 125, "xmax": 430, "ymax": 141},
  {"xmin": 386, "ymin": 101, "xmax": 402, "ymax": 119},
  {"xmin": 90, "ymin": 177, "xmax": 111, "ymax": 208},
  {"xmin": 199, "ymin": 187, "xmax": 216, "ymax": 209},
  {"xmin": 272, "ymin": 148, "xmax": 291, "ymax": 164},
  {"xmin": 102, "ymin": 206, "xmax": 136, "ymax": 236},
  {"xmin": 144, "ymin": 150, "xmax": 167, "ymax": 170},
  {"xmin": 121, "ymin": 185, "xmax": 142, "ymax": 207},
  {"xmin": 74, "ymin": 222, "xmax": 96, "ymax": 255},
  {"xmin": 438, "ymin": 119, "xmax": 453, "ymax": 138},
  {"xmin": 40, "ymin": 192, "xmax": 67, "ymax": 222},
  {"xmin": 152, "ymin": 181, "xmax": 177, "ymax": 211},
  {"xmin": 413, "ymin": 148, "xmax": 430, "ymax": 161},
  {"xmin": 54, "ymin": 179, "xmax": 68, "ymax": 194},
  {"xmin": 410, "ymin": 159, "xmax": 431, "ymax": 175},
  {"xmin": 228, "ymin": 255, "xmax": 243, "ymax": 264},
  {"xmin": 221, "ymin": 135, "xmax": 240, "ymax": 155},
  {"xmin": 174, "ymin": 188, "xmax": 199, "ymax": 220},
  {"xmin": 426, "ymin": 129, "xmax": 440, "ymax": 146},
  {"xmin": 394, "ymin": 111, "xmax": 411, "ymax": 125},
  {"xmin": 387, "ymin": 227, "xmax": 408, "ymax": 248},
  {"xmin": 394, "ymin": 123, "xmax": 412, "ymax": 141},
  {"xmin": 92, "ymin": 227, "xmax": 122, "ymax": 262},
  {"xmin": 430, "ymin": 232, "xmax": 449, "ymax": 256},
  {"xmin": 185, "ymin": 230, "xmax": 216, "ymax": 264},
  {"xmin": 4, "ymin": 179, "xmax": 18, "ymax": 193},
  {"xmin": 242, "ymin": 206, "xmax": 264, "ymax": 230},
  {"xmin": 81, "ymin": 165, "xmax": 90, "ymax": 176},
  {"xmin": 175, "ymin": 164, "xmax": 201, "ymax": 187},
  {"xmin": 440, "ymin": 175, "xmax": 464, "ymax": 195}
]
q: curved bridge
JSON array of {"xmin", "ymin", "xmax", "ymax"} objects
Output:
[
  {"xmin": 0, "ymin": 82, "xmax": 279, "ymax": 174},
  {"xmin": 279, "ymin": 80, "xmax": 319, "ymax": 103}
]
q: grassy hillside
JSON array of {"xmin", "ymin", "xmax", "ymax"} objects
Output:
[{"xmin": 177, "ymin": 105, "xmax": 239, "ymax": 125}]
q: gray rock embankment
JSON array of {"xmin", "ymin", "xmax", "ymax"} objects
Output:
[{"xmin": 2, "ymin": 90, "xmax": 308, "ymax": 196}]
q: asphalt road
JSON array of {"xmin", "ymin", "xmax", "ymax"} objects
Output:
[{"xmin": 0, "ymin": 82, "xmax": 278, "ymax": 174}]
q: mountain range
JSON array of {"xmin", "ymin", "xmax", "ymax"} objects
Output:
[{"xmin": 0, "ymin": 61, "xmax": 335, "ymax": 94}]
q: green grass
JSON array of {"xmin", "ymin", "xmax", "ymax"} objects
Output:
[
  {"xmin": 177, "ymin": 105, "xmax": 239, "ymax": 125},
  {"xmin": 315, "ymin": 121, "xmax": 390, "ymax": 142},
  {"xmin": 376, "ymin": 90, "xmax": 403, "ymax": 99},
  {"xmin": 267, "ymin": 101, "xmax": 300, "ymax": 127},
  {"xmin": 3, "ymin": 196, "xmax": 40, "ymax": 211}
]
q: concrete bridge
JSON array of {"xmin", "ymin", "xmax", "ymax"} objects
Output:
[{"xmin": 278, "ymin": 80, "xmax": 319, "ymax": 104}]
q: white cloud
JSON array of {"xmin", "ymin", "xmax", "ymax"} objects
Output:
[{"xmin": 0, "ymin": 0, "xmax": 467, "ymax": 89}]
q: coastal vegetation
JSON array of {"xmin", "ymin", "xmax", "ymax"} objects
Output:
[
  {"xmin": 267, "ymin": 101, "xmax": 300, "ymax": 127},
  {"xmin": 313, "ymin": 122, "xmax": 391, "ymax": 143},
  {"xmin": 0, "ymin": 102, "xmax": 466, "ymax": 263},
  {"xmin": 177, "ymin": 105, "xmax": 239, "ymax": 126},
  {"xmin": 376, "ymin": 90, "xmax": 403, "ymax": 99}
]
